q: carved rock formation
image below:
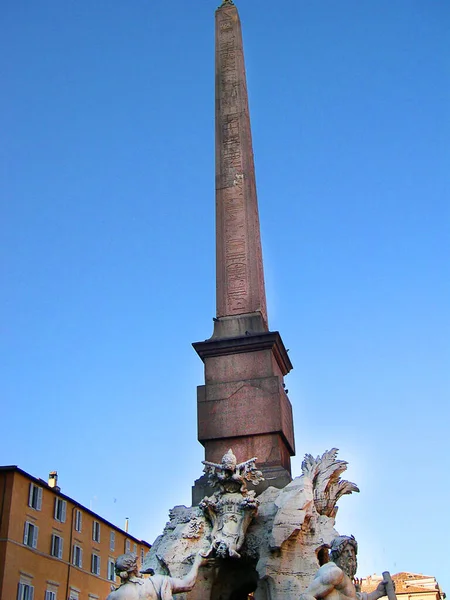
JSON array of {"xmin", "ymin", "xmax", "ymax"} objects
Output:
[{"xmin": 141, "ymin": 449, "xmax": 358, "ymax": 600}]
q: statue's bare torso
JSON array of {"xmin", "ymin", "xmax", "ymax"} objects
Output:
[
  {"xmin": 318, "ymin": 563, "xmax": 360, "ymax": 600},
  {"xmin": 300, "ymin": 562, "xmax": 363, "ymax": 600}
]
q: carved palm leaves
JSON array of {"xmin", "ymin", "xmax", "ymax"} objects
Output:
[{"xmin": 301, "ymin": 448, "xmax": 359, "ymax": 518}]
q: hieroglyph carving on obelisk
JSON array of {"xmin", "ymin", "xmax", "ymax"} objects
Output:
[{"xmin": 215, "ymin": 3, "xmax": 267, "ymax": 325}]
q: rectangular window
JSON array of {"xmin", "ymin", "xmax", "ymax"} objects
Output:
[
  {"xmin": 125, "ymin": 539, "xmax": 130, "ymax": 553},
  {"xmin": 91, "ymin": 553, "xmax": 100, "ymax": 575},
  {"xmin": 108, "ymin": 559, "xmax": 115, "ymax": 581},
  {"xmin": 73, "ymin": 544, "xmax": 82, "ymax": 568},
  {"xmin": 45, "ymin": 592, "xmax": 56, "ymax": 600},
  {"xmin": 110, "ymin": 530, "xmax": 115, "ymax": 551},
  {"xmin": 28, "ymin": 483, "xmax": 42, "ymax": 510},
  {"xmin": 74, "ymin": 509, "xmax": 82, "ymax": 532},
  {"xmin": 54, "ymin": 498, "xmax": 67, "ymax": 523},
  {"xmin": 133, "ymin": 543, "xmax": 137, "ymax": 553},
  {"xmin": 50, "ymin": 534, "xmax": 63, "ymax": 559},
  {"xmin": 18, "ymin": 583, "xmax": 34, "ymax": 600},
  {"xmin": 23, "ymin": 521, "xmax": 38, "ymax": 548},
  {"xmin": 140, "ymin": 548, "xmax": 145, "ymax": 566},
  {"xmin": 92, "ymin": 520, "xmax": 100, "ymax": 543}
]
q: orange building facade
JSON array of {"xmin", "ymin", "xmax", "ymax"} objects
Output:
[{"xmin": 0, "ymin": 466, "xmax": 151, "ymax": 600}]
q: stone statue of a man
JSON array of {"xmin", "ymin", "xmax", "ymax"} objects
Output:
[
  {"xmin": 299, "ymin": 536, "xmax": 388, "ymax": 600},
  {"xmin": 106, "ymin": 552, "xmax": 205, "ymax": 600}
]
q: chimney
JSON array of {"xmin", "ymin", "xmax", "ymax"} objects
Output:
[
  {"xmin": 48, "ymin": 471, "xmax": 60, "ymax": 491},
  {"xmin": 125, "ymin": 517, "xmax": 129, "ymax": 533}
]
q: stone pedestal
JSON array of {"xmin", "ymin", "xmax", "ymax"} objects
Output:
[{"xmin": 193, "ymin": 326, "xmax": 294, "ymax": 503}]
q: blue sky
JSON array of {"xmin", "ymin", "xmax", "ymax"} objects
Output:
[{"xmin": 1, "ymin": 0, "xmax": 449, "ymax": 591}]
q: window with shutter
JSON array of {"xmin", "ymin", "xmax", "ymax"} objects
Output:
[
  {"xmin": 91, "ymin": 553, "xmax": 100, "ymax": 575},
  {"xmin": 110, "ymin": 530, "xmax": 115, "ymax": 551},
  {"xmin": 23, "ymin": 522, "xmax": 29, "ymax": 545},
  {"xmin": 32, "ymin": 524, "xmax": 38, "ymax": 548},
  {"xmin": 73, "ymin": 544, "xmax": 82, "ymax": 568},
  {"xmin": 23, "ymin": 522, "xmax": 38, "ymax": 548},
  {"xmin": 28, "ymin": 484, "xmax": 43, "ymax": 510},
  {"xmin": 51, "ymin": 534, "xmax": 63, "ymax": 558},
  {"xmin": 18, "ymin": 582, "xmax": 34, "ymax": 600},
  {"xmin": 92, "ymin": 521, "xmax": 100, "ymax": 543},
  {"xmin": 108, "ymin": 559, "xmax": 115, "ymax": 581},
  {"xmin": 74, "ymin": 509, "xmax": 82, "ymax": 532},
  {"xmin": 54, "ymin": 498, "xmax": 67, "ymax": 523}
]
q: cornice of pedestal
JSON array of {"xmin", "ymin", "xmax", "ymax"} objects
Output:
[{"xmin": 192, "ymin": 330, "xmax": 293, "ymax": 376}]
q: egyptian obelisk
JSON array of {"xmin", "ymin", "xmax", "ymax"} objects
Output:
[{"xmin": 192, "ymin": 0, "xmax": 295, "ymax": 502}]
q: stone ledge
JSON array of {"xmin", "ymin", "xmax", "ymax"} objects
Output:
[{"xmin": 192, "ymin": 331, "xmax": 293, "ymax": 376}]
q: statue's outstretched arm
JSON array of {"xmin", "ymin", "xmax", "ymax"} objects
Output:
[
  {"xmin": 364, "ymin": 577, "xmax": 391, "ymax": 600},
  {"xmin": 168, "ymin": 553, "xmax": 205, "ymax": 594}
]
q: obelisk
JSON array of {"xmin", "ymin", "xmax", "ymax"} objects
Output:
[{"xmin": 192, "ymin": 0, "xmax": 295, "ymax": 503}]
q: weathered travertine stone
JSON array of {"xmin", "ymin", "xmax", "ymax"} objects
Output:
[
  {"xmin": 301, "ymin": 449, "xmax": 360, "ymax": 518},
  {"xmin": 107, "ymin": 551, "xmax": 205, "ymax": 600},
  {"xmin": 299, "ymin": 536, "xmax": 390, "ymax": 600},
  {"xmin": 142, "ymin": 449, "xmax": 358, "ymax": 600},
  {"xmin": 200, "ymin": 450, "xmax": 263, "ymax": 559},
  {"xmin": 250, "ymin": 450, "xmax": 359, "ymax": 599}
]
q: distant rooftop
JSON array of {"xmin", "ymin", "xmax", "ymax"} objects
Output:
[{"xmin": 361, "ymin": 573, "xmax": 445, "ymax": 598}]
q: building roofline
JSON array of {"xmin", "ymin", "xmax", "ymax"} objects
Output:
[{"xmin": 0, "ymin": 465, "xmax": 151, "ymax": 548}]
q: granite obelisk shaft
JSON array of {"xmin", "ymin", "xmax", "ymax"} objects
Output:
[{"xmin": 215, "ymin": 3, "xmax": 267, "ymax": 326}]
